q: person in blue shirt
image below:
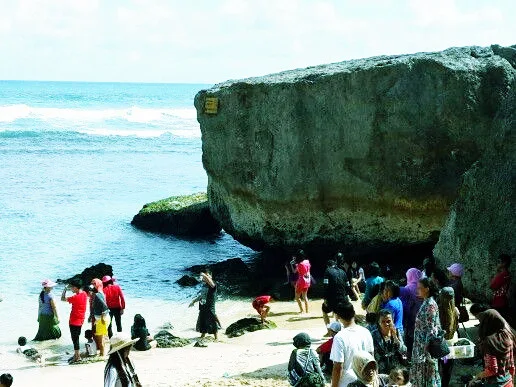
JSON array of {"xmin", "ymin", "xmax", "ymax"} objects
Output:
[
  {"xmin": 361, "ymin": 262, "xmax": 384, "ymax": 310},
  {"xmin": 380, "ymin": 280, "xmax": 404, "ymax": 338}
]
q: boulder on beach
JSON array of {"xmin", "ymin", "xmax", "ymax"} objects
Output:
[
  {"xmin": 154, "ymin": 330, "xmax": 190, "ymax": 348},
  {"xmin": 131, "ymin": 192, "xmax": 222, "ymax": 236},
  {"xmin": 195, "ymin": 44, "xmax": 516, "ymax": 255},
  {"xmin": 225, "ymin": 317, "xmax": 277, "ymax": 338}
]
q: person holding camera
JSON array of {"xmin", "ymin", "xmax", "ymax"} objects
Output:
[{"xmin": 61, "ymin": 278, "xmax": 88, "ymax": 363}]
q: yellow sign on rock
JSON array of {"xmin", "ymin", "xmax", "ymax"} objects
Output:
[{"xmin": 204, "ymin": 97, "xmax": 219, "ymax": 114}]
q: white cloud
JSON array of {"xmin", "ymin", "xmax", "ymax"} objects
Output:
[{"xmin": 0, "ymin": 0, "xmax": 514, "ymax": 82}]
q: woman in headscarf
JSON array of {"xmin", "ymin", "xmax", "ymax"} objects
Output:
[
  {"xmin": 437, "ymin": 287, "xmax": 459, "ymax": 387},
  {"xmin": 287, "ymin": 332, "xmax": 325, "ymax": 386},
  {"xmin": 410, "ymin": 278, "xmax": 441, "ymax": 387},
  {"xmin": 348, "ymin": 350, "xmax": 386, "ymax": 387},
  {"xmin": 399, "ymin": 268, "xmax": 423, "ymax": 356},
  {"xmin": 34, "ymin": 279, "xmax": 61, "ymax": 341},
  {"xmin": 104, "ymin": 334, "xmax": 142, "ymax": 387},
  {"xmin": 446, "ymin": 263, "xmax": 464, "ymax": 307},
  {"xmin": 468, "ymin": 310, "xmax": 515, "ymax": 386}
]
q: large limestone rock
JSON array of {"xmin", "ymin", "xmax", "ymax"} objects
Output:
[
  {"xmin": 195, "ymin": 45, "xmax": 516, "ymax": 252},
  {"xmin": 131, "ymin": 193, "xmax": 221, "ymax": 236},
  {"xmin": 433, "ymin": 71, "xmax": 515, "ymax": 303}
]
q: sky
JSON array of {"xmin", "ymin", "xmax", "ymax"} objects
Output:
[{"xmin": 0, "ymin": 0, "xmax": 514, "ymax": 84}]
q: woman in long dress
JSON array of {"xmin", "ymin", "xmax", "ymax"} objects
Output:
[
  {"xmin": 410, "ymin": 277, "xmax": 442, "ymax": 387},
  {"xmin": 34, "ymin": 279, "xmax": 61, "ymax": 341},
  {"xmin": 189, "ymin": 270, "xmax": 220, "ymax": 340}
]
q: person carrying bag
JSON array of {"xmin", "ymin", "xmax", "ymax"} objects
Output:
[{"xmin": 287, "ymin": 333, "xmax": 325, "ymax": 387}]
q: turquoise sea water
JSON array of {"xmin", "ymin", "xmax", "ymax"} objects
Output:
[{"xmin": 0, "ymin": 81, "xmax": 256, "ymax": 355}]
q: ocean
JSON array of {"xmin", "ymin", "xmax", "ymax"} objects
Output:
[{"xmin": 0, "ymin": 81, "xmax": 256, "ymax": 365}]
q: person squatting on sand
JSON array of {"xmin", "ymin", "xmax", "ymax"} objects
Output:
[
  {"xmin": 252, "ymin": 294, "xmax": 276, "ymax": 324},
  {"xmin": 89, "ymin": 278, "xmax": 110, "ymax": 357},
  {"xmin": 34, "ymin": 279, "xmax": 61, "ymax": 341},
  {"xmin": 104, "ymin": 334, "xmax": 142, "ymax": 387},
  {"xmin": 468, "ymin": 309, "xmax": 515, "ymax": 387},
  {"xmin": 61, "ymin": 278, "xmax": 88, "ymax": 363},
  {"xmin": 189, "ymin": 269, "xmax": 221, "ymax": 341},
  {"xmin": 322, "ymin": 257, "xmax": 350, "ymax": 333},
  {"xmin": 102, "ymin": 275, "xmax": 126, "ymax": 338},
  {"xmin": 287, "ymin": 332, "xmax": 325, "ymax": 386},
  {"xmin": 295, "ymin": 250, "xmax": 312, "ymax": 314},
  {"xmin": 131, "ymin": 314, "xmax": 157, "ymax": 351},
  {"xmin": 330, "ymin": 303, "xmax": 374, "ymax": 387}
]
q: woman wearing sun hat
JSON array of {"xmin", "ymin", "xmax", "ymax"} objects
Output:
[
  {"xmin": 104, "ymin": 334, "xmax": 142, "ymax": 387},
  {"xmin": 34, "ymin": 279, "xmax": 61, "ymax": 341},
  {"xmin": 447, "ymin": 263, "xmax": 464, "ymax": 307}
]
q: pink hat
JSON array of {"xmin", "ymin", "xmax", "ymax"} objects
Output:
[
  {"xmin": 447, "ymin": 263, "xmax": 464, "ymax": 277},
  {"xmin": 41, "ymin": 279, "xmax": 57, "ymax": 288},
  {"xmin": 102, "ymin": 275, "xmax": 112, "ymax": 283}
]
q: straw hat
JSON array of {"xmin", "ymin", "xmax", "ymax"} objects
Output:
[{"xmin": 107, "ymin": 334, "xmax": 139, "ymax": 355}]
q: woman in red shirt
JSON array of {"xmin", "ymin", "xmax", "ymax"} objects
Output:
[
  {"xmin": 294, "ymin": 250, "xmax": 312, "ymax": 314},
  {"xmin": 61, "ymin": 279, "xmax": 88, "ymax": 363},
  {"xmin": 490, "ymin": 254, "xmax": 512, "ymax": 320}
]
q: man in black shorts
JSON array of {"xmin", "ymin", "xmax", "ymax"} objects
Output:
[{"xmin": 322, "ymin": 256, "xmax": 351, "ymax": 334}]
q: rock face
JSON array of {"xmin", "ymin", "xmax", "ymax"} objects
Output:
[
  {"xmin": 433, "ymin": 69, "xmax": 515, "ymax": 304},
  {"xmin": 131, "ymin": 193, "xmax": 221, "ymax": 236},
  {"xmin": 195, "ymin": 44, "xmax": 516, "ymax": 252}
]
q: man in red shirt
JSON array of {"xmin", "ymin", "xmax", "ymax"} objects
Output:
[
  {"xmin": 252, "ymin": 295, "xmax": 276, "ymax": 323},
  {"xmin": 61, "ymin": 279, "xmax": 88, "ymax": 363},
  {"xmin": 490, "ymin": 254, "xmax": 512, "ymax": 320},
  {"xmin": 102, "ymin": 275, "xmax": 126, "ymax": 338}
]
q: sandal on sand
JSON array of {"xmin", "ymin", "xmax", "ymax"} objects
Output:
[{"xmin": 68, "ymin": 357, "xmax": 82, "ymax": 364}]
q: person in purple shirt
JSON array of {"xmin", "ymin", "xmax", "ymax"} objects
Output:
[
  {"xmin": 381, "ymin": 280, "xmax": 404, "ymax": 338},
  {"xmin": 399, "ymin": 268, "xmax": 423, "ymax": 357}
]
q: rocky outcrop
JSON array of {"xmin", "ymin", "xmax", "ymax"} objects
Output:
[
  {"xmin": 154, "ymin": 330, "xmax": 190, "ymax": 348},
  {"xmin": 225, "ymin": 317, "xmax": 277, "ymax": 338},
  {"xmin": 131, "ymin": 193, "xmax": 222, "ymax": 236},
  {"xmin": 433, "ymin": 69, "xmax": 515, "ymax": 304},
  {"xmin": 195, "ymin": 44, "xmax": 516, "ymax": 253},
  {"xmin": 59, "ymin": 262, "xmax": 113, "ymax": 289}
]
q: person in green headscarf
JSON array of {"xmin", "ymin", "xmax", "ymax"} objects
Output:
[{"xmin": 288, "ymin": 332, "xmax": 325, "ymax": 386}]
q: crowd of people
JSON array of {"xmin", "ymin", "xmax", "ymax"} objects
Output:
[
  {"xmin": 282, "ymin": 251, "xmax": 514, "ymax": 387},
  {"xmin": 1, "ymin": 251, "xmax": 513, "ymax": 387}
]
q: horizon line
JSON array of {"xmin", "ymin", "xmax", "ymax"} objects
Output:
[{"xmin": 0, "ymin": 79, "xmax": 214, "ymax": 85}]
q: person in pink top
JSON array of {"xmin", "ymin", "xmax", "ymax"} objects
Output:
[
  {"xmin": 294, "ymin": 250, "xmax": 312, "ymax": 314},
  {"xmin": 61, "ymin": 278, "xmax": 88, "ymax": 363},
  {"xmin": 102, "ymin": 275, "xmax": 126, "ymax": 338}
]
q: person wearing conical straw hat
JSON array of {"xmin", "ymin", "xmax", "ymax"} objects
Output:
[{"xmin": 104, "ymin": 334, "xmax": 141, "ymax": 387}]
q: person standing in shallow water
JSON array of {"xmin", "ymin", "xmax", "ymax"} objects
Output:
[
  {"xmin": 34, "ymin": 279, "xmax": 61, "ymax": 341},
  {"xmin": 61, "ymin": 278, "xmax": 88, "ymax": 363},
  {"xmin": 189, "ymin": 269, "xmax": 220, "ymax": 341}
]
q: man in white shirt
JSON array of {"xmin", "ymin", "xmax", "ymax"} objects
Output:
[{"xmin": 330, "ymin": 303, "xmax": 374, "ymax": 387}]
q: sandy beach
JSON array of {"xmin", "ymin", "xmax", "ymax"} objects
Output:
[{"xmin": 5, "ymin": 297, "xmax": 481, "ymax": 386}]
